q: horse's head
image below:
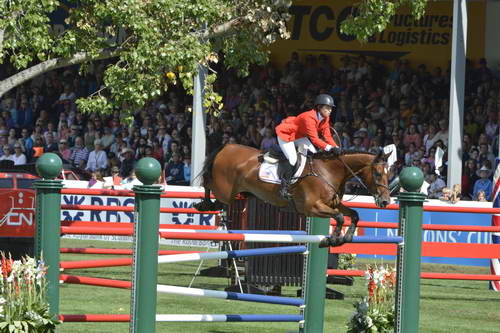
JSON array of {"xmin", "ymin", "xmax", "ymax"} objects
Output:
[{"xmin": 361, "ymin": 150, "xmax": 392, "ymax": 208}]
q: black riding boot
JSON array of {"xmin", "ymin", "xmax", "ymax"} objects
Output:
[{"xmin": 278, "ymin": 162, "xmax": 295, "ymax": 200}]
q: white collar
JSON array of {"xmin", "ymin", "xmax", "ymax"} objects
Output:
[{"xmin": 317, "ymin": 111, "xmax": 324, "ymax": 122}]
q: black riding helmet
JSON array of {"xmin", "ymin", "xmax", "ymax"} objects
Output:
[{"xmin": 314, "ymin": 94, "xmax": 335, "ymax": 108}]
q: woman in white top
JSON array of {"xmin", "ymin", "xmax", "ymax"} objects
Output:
[
  {"xmin": 423, "ymin": 123, "xmax": 439, "ymax": 155},
  {"xmin": 11, "ymin": 143, "xmax": 27, "ymax": 165}
]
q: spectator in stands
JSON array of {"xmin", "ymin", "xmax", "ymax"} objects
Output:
[
  {"xmin": 70, "ymin": 136, "xmax": 88, "ymax": 169},
  {"xmin": 476, "ymin": 190, "xmax": 488, "ymax": 202},
  {"xmin": 44, "ymin": 133, "xmax": 58, "ymax": 152},
  {"xmin": 427, "ymin": 173, "xmax": 446, "ymax": 199},
  {"xmin": 403, "ymin": 124, "xmax": 422, "ymax": 149},
  {"xmin": 87, "ymin": 169, "xmax": 105, "ymax": 189},
  {"xmin": 119, "ymin": 148, "xmax": 135, "ymax": 178},
  {"xmin": 19, "ymin": 128, "xmax": 33, "ymax": 158},
  {"xmin": 164, "ymin": 152, "xmax": 184, "ymax": 185},
  {"xmin": 260, "ymin": 127, "xmax": 277, "ymax": 151},
  {"xmin": 473, "ymin": 166, "xmax": 493, "ymax": 201},
  {"xmin": 58, "ymin": 139, "xmax": 71, "ymax": 161},
  {"xmin": 183, "ymin": 156, "xmax": 191, "ymax": 186},
  {"xmin": 86, "ymin": 139, "xmax": 108, "ymax": 172},
  {"xmin": 104, "ymin": 166, "xmax": 122, "ymax": 189}
]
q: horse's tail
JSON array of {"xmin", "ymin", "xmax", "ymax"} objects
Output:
[
  {"xmin": 195, "ymin": 144, "xmax": 224, "ymax": 188},
  {"xmin": 193, "ymin": 144, "xmax": 225, "ymax": 212}
]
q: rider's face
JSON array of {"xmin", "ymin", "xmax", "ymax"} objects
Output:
[{"xmin": 318, "ymin": 105, "xmax": 333, "ymax": 118}]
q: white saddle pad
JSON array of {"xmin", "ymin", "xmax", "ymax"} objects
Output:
[{"xmin": 258, "ymin": 155, "xmax": 307, "ymax": 185}]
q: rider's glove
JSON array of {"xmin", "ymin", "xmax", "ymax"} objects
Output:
[{"xmin": 330, "ymin": 146, "xmax": 342, "ymax": 156}]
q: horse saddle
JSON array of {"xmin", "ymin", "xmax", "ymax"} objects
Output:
[{"xmin": 258, "ymin": 145, "xmax": 306, "ymax": 185}]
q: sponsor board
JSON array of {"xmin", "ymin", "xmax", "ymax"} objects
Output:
[
  {"xmin": 356, "ymin": 207, "xmax": 493, "ymax": 267},
  {"xmin": 270, "ymin": 0, "xmax": 485, "ymax": 70},
  {"xmin": 0, "ymin": 190, "xmax": 36, "ymax": 237}
]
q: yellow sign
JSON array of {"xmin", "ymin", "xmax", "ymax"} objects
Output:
[{"xmin": 270, "ymin": 0, "xmax": 485, "ymax": 70}]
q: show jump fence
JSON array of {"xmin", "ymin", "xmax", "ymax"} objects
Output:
[{"xmin": 33, "ymin": 153, "xmax": 426, "ymax": 333}]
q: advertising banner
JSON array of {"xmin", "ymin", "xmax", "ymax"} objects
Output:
[{"xmin": 270, "ymin": 0, "xmax": 486, "ymax": 70}]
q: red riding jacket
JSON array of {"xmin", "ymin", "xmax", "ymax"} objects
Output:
[{"xmin": 275, "ymin": 109, "xmax": 337, "ymax": 150}]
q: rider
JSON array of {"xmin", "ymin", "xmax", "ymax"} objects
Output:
[{"xmin": 275, "ymin": 93, "xmax": 341, "ymax": 199}]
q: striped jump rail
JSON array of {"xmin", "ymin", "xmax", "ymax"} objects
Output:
[
  {"xmin": 59, "ymin": 314, "xmax": 303, "ymax": 323},
  {"xmin": 331, "ymin": 220, "xmax": 500, "ymax": 232},
  {"xmin": 60, "ymin": 248, "xmax": 204, "ymax": 255},
  {"xmin": 61, "ymin": 204, "xmax": 219, "ymax": 215},
  {"xmin": 60, "ymin": 227, "xmax": 308, "ymax": 236},
  {"xmin": 61, "ymin": 221, "xmax": 219, "ymax": 230},
  {"xmin": 61, "ymin": 188, "xmax": 216, "ymax": 199},
  {"xmin": 343, "ymin": 202, "xmax": 500, "ymax": 214},
  {"xmin": 329, "ymin": 242, "xmax": 500, "ymax": 259},
  {"xmin": 159, "ymin": 232, "xmax": 403, "ymax": 244},
  {"xmin": 157, "ymin": 245, "xmax": 307, "ymax": 264},
  {"xmin": 60, "ymin": 274, "xmax": 304, "ymax": 306},
  {"xmin": 327, "ymin": 269, "xmax": 500, "ymax": 281}
]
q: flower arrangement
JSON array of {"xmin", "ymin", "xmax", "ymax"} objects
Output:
[
  {"xmin": 346, "ymin": 264, "xmax": 397, "ymax": 333},
  {"xmin": 0, "ymin": 252, "xmax": 60, "ymax": 333}
]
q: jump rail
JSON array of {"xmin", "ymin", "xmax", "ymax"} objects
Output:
[
  {"xmin": 332, "ymin": 220, "xmax": 500, "ymax": 232},
  {"xmin": 159, "ymin": 232, "xmax": 403, "ymax": 244},
  {"xmin": 343, "ymin": 202, "xmax": 500, "ymax": 214},
  {"xmin": 327, "ymin": 269, "xmax": 500, "ymax": 281},
  {"xmin": 60, "ymin": 274, "xmax": 304, "ymax": 306},
  {"xmin": 61, "ymin": 188, "xmax": 214, "ymax": 199}
]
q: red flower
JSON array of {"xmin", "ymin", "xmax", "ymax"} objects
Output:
[{"xmin": 1, "ymin": 253, "xmax": 13, "ymax": 278}]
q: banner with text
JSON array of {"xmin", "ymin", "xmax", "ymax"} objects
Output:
[{"xmin": 270, "ymin": 0, "xmax": 485, "ymax": 70}]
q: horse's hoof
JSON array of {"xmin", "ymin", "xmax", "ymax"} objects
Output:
[
  {"xmin": 319, "ymin": 237, "xmax": 331, "ymax": 248},
  {"xmin": 329, "ymin": 236, "xmax": 345, "ymax": 247},
  {"xmin": 343, "ymin": 234, "xmax": 353, "ymax": 243}
]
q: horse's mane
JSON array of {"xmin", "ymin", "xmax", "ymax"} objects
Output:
[{"xmin": 312, "ymin": 149, "xmax": 376, "ymax": 160}]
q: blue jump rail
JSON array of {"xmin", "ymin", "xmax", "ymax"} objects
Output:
[{"xmin": 352, "ymin": 236, "xmax": 403, "ymax": 244}]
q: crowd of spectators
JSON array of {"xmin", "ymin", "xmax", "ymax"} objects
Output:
[{"xmin": 0, "ymin": 52, "xmax": 498, "ymax": 199}]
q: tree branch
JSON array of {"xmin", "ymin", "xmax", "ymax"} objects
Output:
[
  {"xmin": 0, "ymin": 12, "xmax": 259, "ymax": 98},
  {"xmin": 0, "ymin": 49, "xmax": 118, "ymax": 98},
  {"xmin": 203, "ymin": 17, "xmax": 244, "ymax": 40}
]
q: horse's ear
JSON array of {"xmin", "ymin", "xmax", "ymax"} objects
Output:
[
  {"xmin": 383, "ymin": 152, "xmax": 392, "ymax": 161},
  {"xmin": 373, "ymin": 148, "xmax": 384, "ymax": 163}
]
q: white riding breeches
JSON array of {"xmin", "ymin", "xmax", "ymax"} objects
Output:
[{"xmin": 278, "ymin": 137, "xmax": 317, "ymax": 166}]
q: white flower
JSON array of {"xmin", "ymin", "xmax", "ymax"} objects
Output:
[
  {"xmin": 11, "ymin": 260, "xmax": 22, "ymax": 274},
  {"xmin": 366, "ymin": 315, "xmax": 373, "ymax": 327},
  {"xmin": 0, "ymin": 297, "xmax": 5, "ymax": 305}
]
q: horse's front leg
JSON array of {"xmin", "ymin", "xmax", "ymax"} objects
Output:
[
  {"xmin": 332, "ymin": 212, "xmax": 344, "ymax": 238},
  {"xmin": 337, "ymin": 204, "xmax": 359, "ymax": 243}
]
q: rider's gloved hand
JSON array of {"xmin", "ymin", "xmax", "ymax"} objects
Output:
[{"xmin": 327, "ymin": 146, "xmax": 342, "ymax": 155}]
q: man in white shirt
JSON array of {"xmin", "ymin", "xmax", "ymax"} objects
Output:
[
  {"xmin": 85, "ymin": 139, "xmax": 108, "ymax": 172},
  {"xmin": 427, "ymin": 173, "xmax": 447, "ymax": 199}
]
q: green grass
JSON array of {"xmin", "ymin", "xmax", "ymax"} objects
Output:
[{"xmin": 58, "ymin": 239, "xmax": 500, "ymax": 333}]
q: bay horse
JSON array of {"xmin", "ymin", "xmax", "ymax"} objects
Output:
[{"xmin": 194, "ymin": 144, "xmax": 392, "ymax": 246}]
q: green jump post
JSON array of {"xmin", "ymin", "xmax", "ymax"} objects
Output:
[
  {"xmin": 130, "ymin": 158, "xmax": 162, "ymax": 333},
  {"xmin": 34, "ymin": 153, "xmax": 63, "ymax": 317},
  {"xmin": 300, "ymin": 217, "xmax": 329, "ymax": 333},
  {"xmin": 395, "ymin": 167, "xmax": 426, "ymax": 333}
]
